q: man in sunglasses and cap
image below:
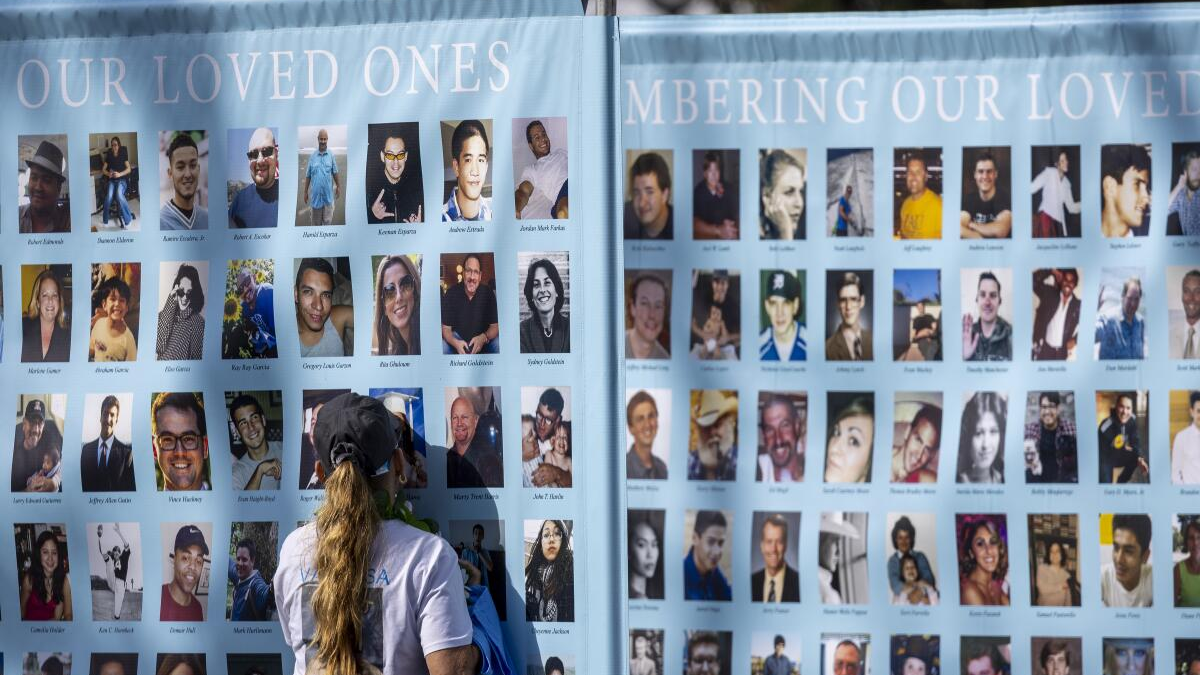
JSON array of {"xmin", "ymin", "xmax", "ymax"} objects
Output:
[
  {"xmin": 229, "ymin": 127, "xmax": 279, "ymax": 229},
  {"xmin": 19, "ymin": 139, "xmax": 71, "ymax": 234}
]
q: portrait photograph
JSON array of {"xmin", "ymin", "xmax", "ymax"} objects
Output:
[
  {"xmin": 366, "ymin": 122, "xmax": 423, "ymax": 224},
  {"xmin": 1030, "ymin": 638, "xmax": 1081, "ymax": 675},
  {"xmin": 1167, "ymin": 266, "xmax": 1200, "ymax": 360},
  {"xmin": 12, "ymin": 393, "xmax": 67, "ymax": 493},
  {"xmin": 627, "ymin": 509, "xmax": 665, "ymax": 600},
  {"xmin": 156, "ymin": 654, "xmax": 206, "ymax": 675},
  {"xmin": 690, "ymin": 269, "xmax": 740, "ymax": 360},
  {"xmin": 527, "ymin": 655, "xmax": 574, "ymax": 675},
  {"xmin": 223, "ymin": 258, "xmax": 277, "ymax": 359},
  {"xmin": 826, "ymin": 148, "xmax": 872, "ymax": 237},
  {"xmin": 449, "ymin": 519, "xmax": 507, "ymax": 620},
  {"xmin": 151, "ymin": 392, "xmax": 211, "ymax": 492},
  {"xmin": 750, "ymin": 631, "xmax": 801, "ymax": 675},
  {"xmin": 625, "ymin": 269, "xmax": 671, "ymax": 360},
  {"xmin": 759, "ymin": 269, "xmax": 806, "ymax": 362},
  {"xmin": 1030, "ymin": 145, "xmax": 1081, "ymax": 238},
  {"xmin": 750, "ymin": 511, "xmax": 801, "ymax": 603},
  {"xmin": 688, "ymin": 390, "xmax": 738, "ymax": 481},
  {"xmin": 226, "ymin": 654, "xmax": 282, "ymax": 675},
  {"xmin": 1030, "ymin": 268, "xmax": 1081, "ymax": 361},
  {"xmin": 295, "ymin": 125, "xmax": 346, "ymax": 227},
  {"xmin": 1101, "ymin": 638, "xmax": 1153, "ymax": 675},
  {"xmin": 225, "ymin": 390, "xmax": 283, "ymax": 491},
  {"xmin": 440, "ymin": 252, "xmax": 499, "ymax": 355},
  {"xmin": 955, "ymin": 514, "xmax": 1010, "ymax": 606},
  {"xmin": 757, "ymin": 390, "xmax": 806, "ymax": 483},
  {"xmin": 1022, "ymin": 391, "xmax": 1079, "ymax": 484},
  {"xmin": 81, "ymin": 392, "xmax": 136, "ymax": 492},
  {"xmin": 444, "ymin": 386, "xmax": 504, "ymax": 489},
  {"xmin": 298, "ymin": 388, "xmax": 350, "ymax": 490},
  {"xmin": 692, "ymin": 149, "xmax": 739, "ymax": 240},
  {"xmin": 886, "ymin": 513, "xmax": 939, "ymax": 606},
  {"xmin": 21, "ymin": 263, "xmax": 73, "ymax": 363},
  {"xmin": 960, "ymin": 267, "xmax": 1013, "ymax": 362},
  {"xmin": 226, "ymin": 126, "xmax": 280, "ymax": 229},
  {"xmin": 759, "ymin": 148, "xmax": 806, "ymax": 240},
  {"xmin": 86, "ymin": 522, "xmax": 143, "ymax": 621},
  {"xmin": 156, "ymin": 260, "xmax": 208, "ymax": 361},
  {"xmin": 890, "ymin": 635, "xmax": 938, "ymax": 675},
  {"xmin": 158, "ymin": 130, "xmax": 209, "ymax": 231},
  {"xmin": 13, "ymin": 523, "xmax": 71, "ymax": 620},
  {"xmin": 25, "ymin": 654, "xmax": 71, "ymax": 675},
  {"xmin": 824, "ymin": 391, "xmax": 875, "ymax": 484},
  {"xmin": 159, "ymin": 522, "xmax": 212, "ymax": 621},
  {"xmin": 441, "ymin": 119, "xmax": 494, "ymax": 222},
  {"xmin": 1028, "ymin": 513, "xmax": 1081, "ymax": 607},
  {"xmin": 1096, "ymin": 390, "xmax": 1150, "ymax": 484},
  {"xmin": 90, "ymin": 654, "xmax": 139, "ymax": 675},
  {"xmin": 521, "ymin": 386, "xmax": 572, "ymax": 488},
  {"xmin": 1100, "ymin": 143, "xmax": 1151, "ymax": 238},
  {"xmin": 89, "ymin": 262, "xmax": 141, "ymax": 363},
  {"xmin": 625, "ymin": 388, "xmax": 670, "ymax": 481},
  {"xmin": 89, "ymin": 132, "xmax": 140, "ymax": 232},
  {"xmin": 1170, "ymin": 391, "xmax": 1200, "ymax": 485},
  {"xmin": 292, "ymin": 256, "xmax": 354, "ymax": 358},
  {"xmin": 624, "ymin": 149, "xmax": 673, "ymax": 240},
  {"xmin": 820, "ymin": 633, "xmax": 869, "ymax": 675},
  {"xmin": 893, "ymin": 269, "xmax": 941, "ymax": 361},
  {"xmin": 518, "ymin": 251, "xmax": 570, "ymax": 354},
  {"xmin": 370, "ymin": 254, "xmax": 422, "ymax": 357},
  {"xmin": 818, "ymin": 511, "xmax": 868, "ymax": 605},
  {"xmin": 960, "ymin": 637, "xmax": 1011, "ymax": 675},
  {"xmin": 890, "ymin": 392, "xmax": 942, "ymax": 484},
  {"xmin": 630, "ymin": 629, "xmax": 664, "ymax": 675},
  {"xmin": 18, "ymin": 133, "xmax": 71, "ymax": 234},
  {"xmin": 370, "ymin": 387, "xmax": 428, "ymax": 489},
  {"xmin": 960, "ymin": 146, "xmax": 1012, "ymax": 239},
  {"xmin": 682, "ymin": 631, "xmax": 732, "ymax": 675},
  {"xmin": 956, "ymin": 391, "xmax": 1008, "ymax": 484},
  {"xmin": 1177, "ymin": 640, "xmax": 1200, "ymax": 675},
  {"xmin": 683, "ymin": 509, "xmax": 733, "ymax": 601},
  {"xmin": 824, "ymin": 269, "xmax": 873, "ymax": 361},
  {"xmin": 523, "ymin": 519, "xmax": 574, "ymax": 622},
  {"xmin": 513, "ymin": 117, "xmax": 568, "ymax": 221},
  {"xmin": 893, "ymin": 147, "xmax": 943, "ymax": 240},
  {"xmin": 1176, "ymin": 518, "xmax": 1200, "ymax": 607},
  {"xmin": 1168, "ymin": 142, "xmax": 1200, "ymax": 236},
  {"xmin": 1094, "ymin": 267, "xmax": 1146, "ymax": 360},
  {"xmin": 226, "ymin": 521, "xmax": 278, "ymax": 621}
]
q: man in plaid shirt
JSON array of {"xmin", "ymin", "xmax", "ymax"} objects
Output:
[{"xmin": 1024, "ymin": 392, "xmax": 1077, "ymax": 483}]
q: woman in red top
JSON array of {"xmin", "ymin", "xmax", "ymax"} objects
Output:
[{"xmin": 20, "ymin": 530, "xmax": 73, "ymax": 620}]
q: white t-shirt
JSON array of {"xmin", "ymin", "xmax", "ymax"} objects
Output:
[
  {"xmin": 91, "ymin": 317, "xmax": 137, "ymax": 362},
  {"xmin": 1100, "ymin": 562, "xmax": 1153, "ymax": 607},
  {"xmin": 276, "ymin": 520, "xmax": 473, "ymax": 674},
  {"xmin": 231, "ymin": 440, "xmax": 282, "ymax": 490},
  {"xmin": 518, "ymin": 148, "xmax": 568, "ymax": 220}
]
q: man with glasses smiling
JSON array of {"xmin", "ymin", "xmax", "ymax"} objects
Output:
[
  {"xmin": 368, "ymin": 124, "xmax": 423, "ymax": 224},
  {"xmin": 228, "ymin": 393, "xmax": 281, "ymax": 491},
  {"xmin": 229, "ymin": 127, "xmax": 279, "ymax": 229},
  {"xmin": 441, "ymin": 253, "xmax": 499, "ymax": 355},
  {"xmin": 152, "ymin": 392, "xmax": 210, "ymax": 491},
  {"xmin": 521, "ymin": 388, "xmax": 571, "ymax": 488}
]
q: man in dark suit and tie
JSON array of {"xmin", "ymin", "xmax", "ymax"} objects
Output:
[
  {"xmin": 1032, "ymin": 268, "xmax": 1081, "ymax": 361},
  {"xmin": 751, "ymin": 513, "xmax": 800, "ymax": 602},
  {"xmin": 81, "ymin": 395, "xmax": 136, "ymax": 491}
]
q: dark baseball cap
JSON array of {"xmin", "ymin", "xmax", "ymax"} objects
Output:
[
  {"xmin": 313, "ymin": 392, "xmax": 397, "ymax": 478},
  {"xmin": 764, "ymin": 270, "xmax": 800, "ymax": 300},
  {"xmin": 174, "ymin": 524, "xmax": 209, "ymax": 555},
  {"xmin": 23, "ymin": 399, "xmax": 46, "ymax": 421}
]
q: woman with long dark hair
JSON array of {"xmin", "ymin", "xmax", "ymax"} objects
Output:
[
  {"xmin": 628, "ymin": 511, "xmax": 663, "ymax": 600},
  {"xmin": 519, "ymin": 258, "xmax": 569, "ymax": 353},
  {"xmin": 20, "ymin": 529, "xmax": 72, "ymax": 620},
  {"xmin": 372, "ymin": 255, "xmax": 421, "ymax": 356},
  {"xmin": 525, "ymin": 519, "xmax": 574, "ymax": 622},
  {"xmin": 156, "ymin": 263, "xmax": 205, "ymax": 360},
  {"xmin": 958, "ymin": 517, "xmax": 1010, "ymax": 606},
  {"xmin": 956, "ymin": 391, "xmax": 1007, "ymax": 483},
  {"xmin": 824, "ymin": 395, "xmax": 875, "ymax": 483}
]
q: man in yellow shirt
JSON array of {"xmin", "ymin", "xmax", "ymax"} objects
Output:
[{"xmin": 897, "ymin": 153, "xmax": 942, "ymax": 239}]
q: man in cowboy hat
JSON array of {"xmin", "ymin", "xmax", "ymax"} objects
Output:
[
  {"xmin": 688, "ymin": 390, "xmax": 737, "ymax": 481},
  {"xmin": 20, "ymin": 139, "xmax": 70, "ymax": 234}
]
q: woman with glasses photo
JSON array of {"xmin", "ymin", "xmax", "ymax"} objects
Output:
[
  {"xmin": 156, "ymin": 263, "xmax": 205, "ymax": 361},
  {"xmin": 371, "ymin": 255, "xmax": 421, "ymax": 356},
  {"xmin": 525, "ymin": 519, "xmax": 575, "ymax": 622}
]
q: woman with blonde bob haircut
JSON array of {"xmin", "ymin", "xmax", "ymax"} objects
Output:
[
  {"xmin": 22, "ymin": 267, "xmax": 71, "ymax": 362},
  {"xmin": 372, "ymin": 255, "xmax": 421, "ymax": 356}
]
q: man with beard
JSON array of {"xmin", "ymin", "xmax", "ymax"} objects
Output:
[
  {"xmin": 751, "ymin": 515, "xmax": 799, "ymax": 603},
  {"xmin": 626, "ymin": 390, "xmax": 667, "ymax": 480},
  {"xmin": 441, "ymin": 253, "xmax": 499, "ymax": 355},
  {"xmin": 442, "ymin": 119, "xmax": 492, "ymax": 221},
  {"xmin": 1032, "ymin": 268, "xmax": 1081, "ymax": 361},
  {"xmin": 161, "ymin": 524, "xmax": 208, "ymax": 620},
  {"xmin": 1171, "ymin": 269, "xmax": 1200, "ymax": 359},
  {"xmin": 826, "ymin": 272, "xmax": 872, "ymax": 361},
  {"xmin": 152, "ymin": 392, "xmax": 210, "ymax": 491},
  {"xmin": 228, "ymin": 394, "xmax": 281, "ymax": 491},
  {"xmin": 689, "ymin": 390, "xmax": 737, "ymax": 481},
  {"xmin": 1098, "ymin": 392, "xmax": 1146, "ymax": 484},
  {"xmin": 1100, "ymin": 144, "xmax": 1151, "ymax": 238},
  {"xmin": 963, "ymin": 271, "xmax": 1012, "ymax": 361},
  {"xmin": 11, "ymin": 399, "xmax": 64, "ymax": 492},
  {"xmin": 521, "ymin": 388, "xmax": 571, "ymax": 488},
  {"xmin": 160, "ymin": 133, "xmax": 208, "ymax": 230},
  {"xmin": 228, "ymin": 538, "xmax": 274, "ymax": 621},
  {"xmin": 302, "ymin": 128, "xmax": 339, "ymax": 226},
  {"xmin": 960, "ymin": 151, "xmax": 1012, "ymax": 238},
  {"xmin": 891, "ymin": 405, "xmax": 941, "ymax": 483},
  {"xmin": 514, "ymin": 120, "xmax": 568, "ymax": 220},
  {"xmin": 757, "ymin": 394, "xmax": 804, "ymax": 482},
  {"xmin": 234, "ymin": 267, "xmax": 277, "ymax": 358},
  {"xmin": 1096, "ymin": 277, "xmax": 1145, "ymax": 360},
  {"xmin": 624, "ymin": 152, "xmax": 673, "ymax": 240},
  {"xmin": 1024, "ymin": 393, "xmax": 1078, "ymax": 484},
  {"xmin": 293, "ymin": 258, "xmax": 353, "ymax": 358},
  {"xmin": 897, "ymin": 152, "xmax": 942, "ymax": 240},
  {"xmin": 1101, "ymin": 514, "xmax": 1153, "ymax": 607},
  {"xmin": 81, "ymin": 395, "xmax": 136, "ymax": 491},
  {"xmin": 446, "ymin": 396, "xmax": 502, "ymax": 488},
  {"xmin": 19, "ymin": 140, "xmax": 70, "ymax": 233},
  {"xmin": 368, "ymin": 126, "xmax": 423, "ymax": 223},
  {"xmin": 683, "ymin": 511, "xmax": 731, "ymax": 601},
  {"xmin": 690, "ymin": 270, "xmax": 739, "ymax": 360},
  {"xmin": 1168, "ymin": 151, "xmax": 1200, "ymax": 236},
  {"xmin": 229, "ymin": 127, "xmax": 279, "ymax": 229},
  {"xmin": 759, "ymin": 270, "xmax": 806, "ymax": 361}
]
